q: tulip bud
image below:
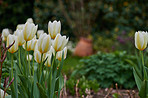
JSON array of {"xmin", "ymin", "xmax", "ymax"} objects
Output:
[
  {"xmin": 37, "ymin": 30, "xmax": 44, "ymax": 39},
  {"xmin": 56, "ymin": 47, "xmax": 67, "ymax": 61},
  {"xmin": 135, "ymin": 31, "xmax": 148, "ymax": 51},
  {"xmin": 38, "ymin": 33, "xmax": 52, "ymax": 53},
  {"xmin": 7, "ymin": 35, "xmax": 19, "ymax": 53},
  {"xmin": 34, "ymin": 50, "xmax": 42, "ymax": 63},
  {"xmin": 45, "ymin": 54, "xmax": 52, "ymax": 67},
  {"xmin": 26, "ymin": 54, "xmax": 33, "ymax": 61},
  {"xmin": 16, "ymin": 24, "xmax": 25, "ymax": 30},
  {"xmin": 53, "ymin": 34, "xmax": 69, "ymax": 52},
  {"xmin": 14, "ymin": 29, "xmax": 25, "ymax": 46},
  {"xmin": 23, "ymin": 40, "xmax": 32, "ymax": 51},
  {"xmin": 48, "ymin": 20, "xmax": 61, "ymax": 39},
  {"xmin": 2, "ymin": 35, "xmax": 7, "ymax": 42},
  {"xmin": 31, "ymin": 39, "xmax": 37, "ymax": 51},
  {"xmin": 23, "ymin": 22, "xmax": 38, "ymax": 41},
  {"xmin": 27, "ymin": 18, "xmax": 33, "ymax": 23},
  {"xmin": 2, "ymin": 28, "xmax": 9, "ymax": 37}
]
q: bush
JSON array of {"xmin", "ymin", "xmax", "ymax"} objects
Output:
[
  {"xmin": 66, "ymin": 76, "xmax": 99, "ymax": 96},
  {"xmin": 72, "ymin": 51, "xmax": 136, "ymax": 88}
]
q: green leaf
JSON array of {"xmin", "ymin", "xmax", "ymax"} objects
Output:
[
  {"xmin": 14, "ymin": 70, "xmax": 18, "ymax": 98},
  {"xmin": 36, "ymin": 83, "xmax": 47, "ymax": 98},
  {"xmin": 33, "ymin": 71, "xmax": 39, "ymax": 98},
  {"xmin": 133, "ymin": 68, "xmax": 142, "ymax": 90},
  {"xmin": 139, "ymin": 80, "xmax": 147, "ymax": 98}
]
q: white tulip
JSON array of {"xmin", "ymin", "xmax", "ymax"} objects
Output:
[
  {"xmin": 27, "ymin": 18, "xmax": 33, "ymax": 23},
  {"xmin": 45, "ymin": 54, "xmax": 52, "ymax": 67},
  {"xmin": 135, "ymin": 31, "xmax": 148, "ymax": 51},
  {"xmin": 23, "ymin": 22, "xmax": 38, "ymax": 41},
  {"xmin": 53, "ymin": 34, "xmax": 69, "ymax": 52},
  {"xmin": 7, "ymin": 35, "xmax": 18, "ymax": 53},
  {"xmin": 56, "ymin": 47, "xmax": 67, "ymax": 61},
  {"xmin": 48, "ymin": 20, "xmax": 61, "ymax": 39},
  {"xmin": 26, "ymin": 54, "xmax": 33, "ymax": 61},
  {"xmin": 14, "ymin": 29, "xmax": 25, "ymax": 46},
  {"xmin": 38, "ymin": 33, "xmax": 51, "ymax": 53},
  {"xmin": 16, "ymin": 24, "xmax": 25, "ymax": 30},
  {"xmin": 37, "ymin": 30, "xmax": 44, "ymax": 38},
  {"xmin": 2, "ymin": 28, "xmax": 9, "ymax": 37}
]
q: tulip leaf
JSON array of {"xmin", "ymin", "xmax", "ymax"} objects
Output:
[
  {"xmin": 33, "ymin": 71, "xmax": 39, "ymax": 98},
  {"xmin": 14, "ymin": 70, "xmax": 18, "ymax": 98},
  {"xmin": 133, "ymin": 68, "xmax": 142, "ymax": 90},
  {"xmin": 58, "ymin": 74, "xmax": 64, "ymax": 98},
  {"xmin": 37, "ymin": 83, "xmax": 47, "ymax": 98},
  {"xmin": 139, "ymin": 80, "xmax": 147, "ymax": 98}
]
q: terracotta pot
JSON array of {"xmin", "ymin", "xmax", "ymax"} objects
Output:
[{"xmin": 74, "ymin": 37, "xmax": 93, "ymax": 57}]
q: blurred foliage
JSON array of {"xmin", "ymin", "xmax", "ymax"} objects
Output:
[
  {"xmin": 72, "ymin": 51, "xmax": 137, "ymax": 89},
  {"xmin": 93, "ymin": 29, "xmax": 135, "ymax": 53},
  {"xmin": 66, "ymin": 76, "xmax": 99, "ymax": 96},
  {"xmin": 34, "ymin": 0, "xmax": 148, "ymax": 39},
  {"xmin": 0, "ymin": 0, "xmax": 34, "ymax": 31}
]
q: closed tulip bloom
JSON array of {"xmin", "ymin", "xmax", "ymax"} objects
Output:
[
  {"xmin": 53, "ymin": 34, "xmax": 69, "ymax": 52},
  {"xmin": 14, "ymin": 29, "xmax": 25, "ymax": 46},
  {"xmin": 37, "ymin": 30, "xmax": 44, "ymax": 38},
  {"xmin": 23, "ymin": 40, "xmax": 32, "ymax": 51},
  {"xmin": 16, "ymin": 24, "xmax": 25, "ymax": 30},
  {"xmin": 27, "ymin": 18, "xmax": 33, "ymax": 23},
  {"xmin": 56, "ymin": 47, "xmax": 67, "ymax": 61},
  {"xmin": 23, "ymin": 22, "xmax": 38, "ymax": 41},
  {"xmin": 135, "ymin": 31, "xmax": 148, "ymax": 51},
  {"xmin": 7, "ymin": 35, "xmax": 19, "ymax": 53},
  {"xmin": 38, "ymin": 33, "xmax": 51, "ymax": 53},
  {"xmin": 26, "ymin": 54, "xmax": 33, "ymax": 61},
  {"xmin": 2, "ymin": 35, "xmax": 7, "ymax": 42},
  {"xmin": 45, "ymin": 54, "xmax": 52, "ymax": 67},
  {"xmin": 34, "ymin": 50, "xmax": 42, "ymax": 63},
  {"xmin": 2, "ymin": 28, "xmax": 9, "ymax": 37},
  {"xmin": 48, "ymin": 20, "xmax": 61, "ymax": 39},
  {"xmin": 31, "ymin": 39, "xmax": 37, "ymax": 50}
]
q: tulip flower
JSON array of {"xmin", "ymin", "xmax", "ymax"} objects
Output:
[
  {"xmin": 2, "ymin": 28, "xmax": 9, "ymax": 37},
  {"xmin": 26, "ymin": 54, "xmax": 33, "ymax": 61},
  {"xmin": 2, "ymin": 35, "xmax": 7, "ymax": 42},
  {"xmin": 14, "ymin": 29, "xmax": 25, "ymax": 46},
  {"xmin": 7, "ymin": 35, "xmax": 18, "ymax": 53},
  {"xmin": 56, "ymin": 47, "xmax": 67, "ymax": 61},
  {"xmin": 27, "ymin": 18, "xmax": 33, "ymax": 23},
  {"xmin": 53, "ymin": 34, "xmax": 69, "ymax": 52},
  {"xmin": 23, "ymin": 22, "xmax": 38, "ymax": 41},
  {"xmin": 135, "ymin": 31, "xmax": 148, "ymax": 51},
  {"xmin": 34, "ymin": 50, "xmax": 42, "ymax": 63},
  {"xmin": 16, "ymin": 24, "xmax": 25, "ymax": 30},
  {"xmin": 23, "ymin": 40, "xmax": 32, "ymax": 51},
  {"xmin": 31, "ymin": 39, "xmax": 37, "ymax": 51},
  {"xmin": 38, "ymin": 33, "xmax": 51, "ymax": 53},
  {"xmin": 45, "ymin": 54, "xmax": 52, "ymax": 67},
  {"xmin": 48, "ymin": 20, "xmax": 61, "ymax": 39},
  {"xmin": 37, "ymin": 30, "xmax": 44, "ymax": 38}
]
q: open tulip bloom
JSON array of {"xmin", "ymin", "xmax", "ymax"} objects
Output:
[
  {"xmin": 129, "ymin": 31, "xmax": 148, "ymax": 97},
  {"xmin": 3, "ymin": 19, "xmax": 68, "ymax": 98}
]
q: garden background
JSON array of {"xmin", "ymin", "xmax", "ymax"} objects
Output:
[{"xmin": 0, "ymin": 0, "xmax": 148, "ymax": 97}]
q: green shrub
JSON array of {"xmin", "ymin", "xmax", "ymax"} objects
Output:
[
  {"xmin": 66, "ymin": 76, "xmax": 99, "ymax": 96},
  {"xmin": 72, "ymin": 51, "xmax": 136, "ymax": 88}
]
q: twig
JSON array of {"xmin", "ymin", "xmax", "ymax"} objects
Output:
[{"xmin": 104, "ymin": 88, "xmax": 113, "ymax": 98}]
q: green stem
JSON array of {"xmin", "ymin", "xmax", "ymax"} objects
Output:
[
  {"xmin": 140, "ymin": 51, "xmax": 147, "ymax": 80},
  {"xmin": 11, "ymin": 54, "xmax": 14, "ymax": 78},
  {"xmin": 25, "ymin": 41, "xmax": 28, "ymax": 76},
  {"xmin": 32, "ymin": 56, "xmax": 34, "ymax": 76},
  {"xmin": 18, "ymin": 46, "xmax": 21, "ymax": 71},
  {"xmin": 28, "ymin": 51, "xmax": 31, "ymax": 75},
  {"xmin": 39, "ymin": 53, "xmax": 43, "ymax": 79}
]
